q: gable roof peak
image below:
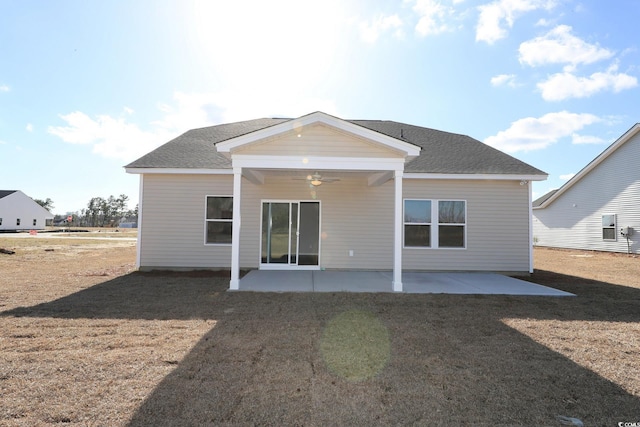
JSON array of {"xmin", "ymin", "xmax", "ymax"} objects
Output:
[{"xmin": 533, "ymin": 122, "xmax": 640, "ymax": 209}]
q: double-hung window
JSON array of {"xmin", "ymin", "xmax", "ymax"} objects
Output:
[
  {"xmin": 438, "ymin": 201, "xmax": 466, "ymax": 248},
  {"xmin": 404, "ymin": 200, "xmax": 432, "ymax": 247},
  {"xmin": 205, "ymin": 196, "xmax": 233, "ymax": 244},
  {"xmin": 602, "ymin": 214, "xmax": 616, "ymax": 241},
  {"xmin": 404, "ymin": 199, "xmax": 466, "ymax": 248}
]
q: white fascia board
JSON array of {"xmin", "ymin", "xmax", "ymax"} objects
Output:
[
  {"xmin": 404, "ymin": 173, "xmax": 548, "ymax": 181},
  {"xmin": 215, "ymin": 111, "xmax": 421, "ymax": 157},
  {"xmin": 232, "ymin": 155, "xmax": 405, "ymax": 171},
  {"xmin": 537, "ymin": 123, "xmax": 640, "ymax": 209},
  {"xmin": 125, "ymin": 167, "xmax": 232, "ymax": 175}
]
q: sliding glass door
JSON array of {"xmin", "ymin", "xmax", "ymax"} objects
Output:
[{"xmin": 261, "ymin": 201, "xmax": 319, "ymax": 268}]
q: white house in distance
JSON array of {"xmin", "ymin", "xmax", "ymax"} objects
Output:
[
  {"xmin": 0, "ymin": 190, "xmax": 54, "ymax": 231},
  {"xmin": 125, "ymin": 112, "xmax": 547, "ymax": 292},
  {"xmin": 533, "ymin": 123, "xmax": 640, "ymax": 255}
]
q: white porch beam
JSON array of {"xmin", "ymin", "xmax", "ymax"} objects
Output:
[
  {"xmin": 230, "ymin": 168, "xmax": 242, "ymax": 290},
  {"xmin": 367, "ymin": 171, "xmax": 393, "ymax": 187},
  {"xmin": 242, "ymin": 169, "xmax": 264, "ymax": 185},
  {"xmin": 393, "ymin": 170, "xmax": 403, "ymax": 292},
  {"xmin": 232, "ymin": 154, "xmax": 405, "ymax": 172}
]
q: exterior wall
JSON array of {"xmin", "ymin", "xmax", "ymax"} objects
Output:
[
  {"xmin": 234, "ymin": 123, "xmax": 403, "ymax": 158},
  {"xmin": 139, "ymin": 173, "xmax": 531, "ymax": 273},
  {"xmin": 239, "ymin": 175, "xmax": 394, "ymax": 269},
  {"xmin": 139, "ymin": 174, "xmax": 233, "ymax": 268},
  {"xmin": 533, "ymin": 132, "xmax": 640, "ymax": 254},
  {"xmin": 0, "ymin": 191, "xmax": 53, "ymax": 231},
  {"xmin": 403, "ymin": 179, "xmax": 531, "ymax": 272}
]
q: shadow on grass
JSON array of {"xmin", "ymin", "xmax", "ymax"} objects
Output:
[
  {"xmin": 1, "ymin": 272, "xmax": 231, "ymax": 320},
  {"xmin": 2, "ymin": 270, "xmax": 640, "ymax": 425}
]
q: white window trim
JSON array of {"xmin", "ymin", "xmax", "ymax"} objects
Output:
[
  {"xmin": 403, "ymin": 199, "xmax": 432, "ymax": 248},
  {"xmin": 437, "ymin": 200, "xmax": 467, "ymax": 249},
  {"xmin": 403, "ymin": 199, "xmax": 467, "ymax": 250},
  {"xmin": 602, "ymin": 213, "xmax": 617, "ymax": 242},
  {"xmin": 258, "ymin": 199, "xmax": 322, "ymax": 269},
  {"xmin": 204, "ymin": 195, "xmax": 233, "ymax": 246}
]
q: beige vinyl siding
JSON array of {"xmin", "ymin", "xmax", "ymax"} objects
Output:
[
  {"xmin": 140, "ymin": 173, "xmax": 531, "ymax": 272},
  {"xmin": 403, "ymin": 180, "xmax": 531, "ymax": 272},
  {"xmin": 234, "ymin": 123, "xmax": 403, "ymax": 158},
  {"xmin": 139, "ymin": 174, "xmax": 233, "ymax": 269},
  {"xmin": 239, "ymin": 175, "xmax": 394, "ymax": 269},
  {"xmin": 533, "ymin": 132, "xmax": 640, "ymax": 254}
]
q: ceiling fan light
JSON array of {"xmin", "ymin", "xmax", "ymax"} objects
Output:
[{"xmin": 311, "ymin": 179, "xmax": 322, "ymax": 186}]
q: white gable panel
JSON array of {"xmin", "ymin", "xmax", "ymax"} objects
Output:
[
  {"xmin": 233, "ymin": 123, "xmax": 405, "ymax": 158},
  {"xmin": 215, "ymin": 112, "xmax": 420, "ymax": 158}
]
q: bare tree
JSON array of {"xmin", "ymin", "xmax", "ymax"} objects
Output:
[{"xmin": 33, "ymin": 198, "xmax": 54, "ymax": 212}]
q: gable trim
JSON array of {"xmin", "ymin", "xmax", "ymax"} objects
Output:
[
  {"xmin": 215, "ymin": 111, "xmax": 421, "ymax": 157},
  {"xmin": 533, "ymin": 123, "xmax": 640, "ymax": 210}
]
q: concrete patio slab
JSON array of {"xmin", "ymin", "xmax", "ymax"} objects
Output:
[
  {"xmin": 237, "ymin": 270, "xmax": 574, "ymax": 296},
  {"xmin": 239, "ymin": 270, "xmax": 314, "ymax": 292}
]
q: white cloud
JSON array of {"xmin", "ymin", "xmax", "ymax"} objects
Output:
[
  {"xmin": 519, "ymin": 25, "xmax": 614, "ymax": 67},
  {"xmin": 47, "ymin": 91, "xmax": 223, "ymax": 162},
  {"xmin": 0, "ymin": 84, "xmax": 9, "ymax": 92},
  {"xmin": 476, "ymin": 0, "xmax": 556, "ymax": 44},
  {"xmin": 571, "ymin": 133, "xmax": 606, "ymax": 144},
  {"xmin": 0, "ymin": 140, "xmax": 6, "ymax": 145},
  {"xmin": 48, "ymin": 91, "xmax": 338, "ymax": 161},
  {"xmin": 359, "ymin": 14, "xmax": 404, "ymax": 43},
  {"xmin": 26, "ymin": 123, "xmax": 33, "ymax": 132},
  {"xmin": 490, "ymin": 73, "xmax": 517, "ymax": 87},
  {"xmin": 535, "ymin": 18, "xmax": 551, "ymax": 27},
  {"xmin": 412, "ymin": 0, "xmax": 455, "ymax": 36},
  {"xmin": 484, "ymin": 111, "xmax": 600, "ymax": 153},
  {"xmin": 48, "ymin": 111, "xmax": 174, "ymax": 161},
  {"xmin": 559, "ymin": 173, "xmax": 575, "ymax": 180},
  {"xmin": 538, "ymin": 64, "xmax": 638, "ymax": 101}
]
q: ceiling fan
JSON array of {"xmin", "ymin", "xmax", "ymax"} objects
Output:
[{"xmin": 293, "ymin": 172, "xmax": 340, "ymax": 186}]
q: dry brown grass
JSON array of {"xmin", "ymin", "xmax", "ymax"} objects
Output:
[{"xmin": 0, "ymin": 239, "xmax": 639, "ymax": 426}]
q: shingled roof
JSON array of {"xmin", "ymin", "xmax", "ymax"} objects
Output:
[
  {"xmin": 532, "ymin": 189, "xmax": 558, "ymax": 207},
  {"xmin": 0, "ymin": 190, "xmax": 17, "ymax": 199},
  {"xmin": 126, "ymin": 117, "xmax": 545, "ymax": 176}
]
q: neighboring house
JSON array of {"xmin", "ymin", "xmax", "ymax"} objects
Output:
[
  {"xmin": 533, "ymin": 123, "xmax": 640, "ymax": 254},
  {"xmin": 125, "ymin": 112, "xmax": 547, "ymax": 291},
  {"xmin": 0, "ymin": 190, "xmax": 54, "ymax": 231}
]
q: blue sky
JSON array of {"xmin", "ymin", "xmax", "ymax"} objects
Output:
[{"xmin": 1, "ymin": 0, "xmax": 638, "ymax": 214}]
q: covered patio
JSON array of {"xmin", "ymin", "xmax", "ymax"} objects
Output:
[{"xmin": 237, "ymin": 270, "xmax": 574, "ymax": 296}]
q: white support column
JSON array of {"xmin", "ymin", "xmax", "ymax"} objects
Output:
[
  {"xmin": 393, "ymin": 170, "xmax": 403, "ymax": 292},
  {"xmin": 528, "ymin": 180, "xmax": 534, "ymax": 273},
  {"xmin": 230, "ymin": 168, "xmax": 242, "ymax": 290}
]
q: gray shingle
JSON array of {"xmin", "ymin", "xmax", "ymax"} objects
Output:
[
  {"xmin": 125, "ymin": 118, "xmax": 288, "ymax": 169},
  {"xmin": 0, "ymin": 190, "xmax": 17, "ymax": 200},
  {"xmin": 125, "ymin": 117, "xmax": 546, "ymax": 176},
  {"xmin": 532, "ymin": 189, "xmax": 558, "ymax": 207}
]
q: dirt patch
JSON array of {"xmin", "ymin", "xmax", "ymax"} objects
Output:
[{"xmin": 0, "ymin": 243, "xmax": 638, "ymax": 426}]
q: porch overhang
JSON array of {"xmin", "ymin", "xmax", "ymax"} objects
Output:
[{"xmin": 215, "ymin": 111, "xmax": 421, "ymax": 161}]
